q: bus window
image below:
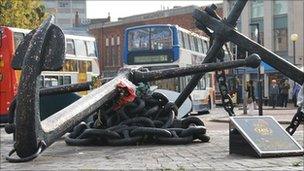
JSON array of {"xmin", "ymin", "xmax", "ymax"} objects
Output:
[
  {"xmin": 58, "ymin": 76, "xmax": 63, "ymax": 85},
  {"xmin": 66, "ymin": 39, "xmax": 75, "ymax": 55},
  {"xmin": 197, "ymin": 38, "xmax": 203, "ymax": 53},
  {"xmin": 178, "ymin": 31, "xmax": 185, "ymax": 48},
  {"xmin": 202, "ymin": 40, "xmax": 208, "ymax": 53},
  {"xmin": 74, "ymin": 39, "xmax": 87, "ymax": 56},
  {"xmin": 190, "ymin": 36, "xmax": 195, "ymax": 51},
  {"xmin": 63, "ymin": 76, "xmax": 71, "ymax": 84},
  {"xmin": 79, "ymin": 61, "xmax": 92, "ymax": 72},
  {"xmin": 150, "ymin": 27, "xmax": 172, "ymax": 50},
  {"xmin": 63, "ymin": 59, "xmax": 77, "ymax": 72},
  {"xmin": 44, "ymin": 76, "xmax": 59, "ymax": 87},
  {"xmin": 128, "ymin": 28, "xmax": 150, "ymax": 51},
  {"xmin": 39, "ymin": 76, "xmax": 44, "ymax": 87},
  {"xmin": 13, "ymin": 32, "xmax": 25, "ymax": 50},
  {"xmin": 200, "ymin": 77, "xmax": 206, "ymax": 90},
  {"xmin": 193, "ymin": 37, "xmax": 199, "ymax": 52},
  {"xmin": 86, "ymin": 41, "xmax": 97, "ymax": 57},
  {"xmin": 86, "ymin": 61, "xmax": 92, "ymax": 72},
  {"xmin": 183, "ymin": 32, "xmax": 190, "ymax": 50}
]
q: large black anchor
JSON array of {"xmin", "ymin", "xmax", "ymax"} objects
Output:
[
  {"xmin": 8, "ymin": 16, "xmax": 65, "ymax": 161},
  {"xmin": 190, "ymin": 0, "xmax": 304, "ymax": 135},
  {"xmin": 175, "ymin": 0, "xmax": 304, "ymax": 110},
  {"xmin": 6, "ymin": 15, "xmax": 262, "ymax": 162}
]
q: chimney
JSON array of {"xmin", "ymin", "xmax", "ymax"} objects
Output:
[
  {"xmin": 107, "ymin": 12, "xmax": 111, "ymax": 21},
  {"xmin": 74, "ymin": 11, "xmax": 80, "ymax": 27}
]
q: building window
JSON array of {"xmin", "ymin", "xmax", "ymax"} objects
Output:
[
  {"xmin": 111, "ymin": 46, "xmax": 116, "ymax": 66},
  {"xmin": 251, "ymin": 0, "xmax": 263, "ymax": 18},
  {"xmin": 111, "ymin": 37, "xmax": 115, "ymax": 46},
  {"xmin": 274, "ymin": 1, "xmax": 287, "ymax": 15},
  {"xmin": 250, "ymin": 19, "xmax": 264, "ymax": 45},
  {"xmin": 105, "ymin": 38, "xmax": 109, "ymax": 46},
  {"xmin": 58, "ymin": 0, "xmax": 70, "ymax": 8},
  {"xmin": 273, "ymin": 0, "xmax": 288, "ymax": 53},
  {"xmin": 273, "ymin": 15, "xmax": 288, "ymax": 52},
  {"xmin": 106, "ymin": 47, "xmax": 110, "ymax": 66},
  {"xmin": 116, "ymin": 36, "xmax": 120, "ymax": 45},
  {"xmin": 117, "ymin": 45, "xmax": 121, "ymax": 65}
]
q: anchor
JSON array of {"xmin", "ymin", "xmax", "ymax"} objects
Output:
[{"xmin": 6, "ymin": 0, "xmax": 304, "ymax": 162}]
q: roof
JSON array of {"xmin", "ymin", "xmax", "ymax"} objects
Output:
[
  {"xmin": 62, "ymin": 28, "xmax": 92, "ymax": 37},
  {"xmin": 89, "ymin": 5, "xmax": 201, "ymax": 29}
]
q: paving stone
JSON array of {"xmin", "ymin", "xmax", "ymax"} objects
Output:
[{"xmin": 1, "ymin": 107, "xmax": 303, "ymax": 171}]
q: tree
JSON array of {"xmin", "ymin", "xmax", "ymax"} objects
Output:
[{"xmin": 0, "ymin": 0, "xmax": 47, "ymax": 29}]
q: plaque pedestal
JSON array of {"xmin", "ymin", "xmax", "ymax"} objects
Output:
[
  {"xmin": 229, "ymin": 126, "xmax": 258, "ymax": 157},
  {"xmin": 229, "ymin": 116, "xmax": 304, "ymax": 158}
]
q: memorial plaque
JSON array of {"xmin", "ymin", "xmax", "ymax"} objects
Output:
[{"xmin": 229, "ymin": 116, "xmax": 304, "ymax": 157}]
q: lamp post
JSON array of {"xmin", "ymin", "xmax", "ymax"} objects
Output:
[
  {"xmin": 290, "ymin": 33, "xmax": 298, "ymax": 65},
  {"xmin": 250, "ymin": 23, "xmax": 263, "ymax": 116}
]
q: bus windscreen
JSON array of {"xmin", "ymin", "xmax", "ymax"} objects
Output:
[{"xmin": 128, "ymin": 27, "xmax": 172, "ymax": 51}]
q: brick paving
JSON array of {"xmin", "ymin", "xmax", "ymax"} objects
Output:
[{"xmin": 0, "ymin": 106, "xmax": 303, "ymax": 170}]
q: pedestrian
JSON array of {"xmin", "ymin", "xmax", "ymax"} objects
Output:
[
  {"xmin": 278, "ymin": 79, "xmax": 284, "ymax": 107},
  {"xmin": 292, "ymin": 83, "xmax": 301, "ymax": 107},
  {"xmin": 269, "ymin": 79, "xmax": 279, "ymax": 109},
  {"xmin": 281, "ymin": 79, "xmax": 290, "ymax": 107},
  {"xmin": 246, "ymin": 80, "xmax": 255, "ymax": 114}
]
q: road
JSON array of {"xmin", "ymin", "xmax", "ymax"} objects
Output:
[{"xmin": 0, "ymin": 107, "xmax": 303, "ymax": 170}]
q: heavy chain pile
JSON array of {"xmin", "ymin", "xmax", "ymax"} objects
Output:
[{"xmin": 65, "ymin": 91, "xmax": 210, "ymax": 146}]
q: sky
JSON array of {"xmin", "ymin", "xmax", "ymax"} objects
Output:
[{"xmin": 86, "ymin": 1, "xmax": 223, "ymax": 21}]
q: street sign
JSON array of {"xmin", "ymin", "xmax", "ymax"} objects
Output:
[{"xmin": 229, "ymin": 116, "xmax": 304, "ymax": 157}]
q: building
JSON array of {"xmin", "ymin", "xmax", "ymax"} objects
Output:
[
  {"xmin": 89, "ymin": 4, "xmax": 223, "ymax": 78},
  {"xmin": 223, "ymin": 0, "xmax": 304, "ymax": 100},
  {"xmin": 43, "ymin": 0, "xmax": 87, "ymax": 29}
]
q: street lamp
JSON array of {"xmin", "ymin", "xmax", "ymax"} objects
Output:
[
  {"xmin": 250, "ymin": 23, "xmax": 263, "ymax": 116},
  {"xmin": 290, "ymin": 33, "xmax": 298, "ymax": 65}
]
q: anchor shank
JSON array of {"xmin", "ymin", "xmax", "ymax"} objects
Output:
[{"xmin": 132, "ymin": 56, "xmax": 260, "ymax": 83}]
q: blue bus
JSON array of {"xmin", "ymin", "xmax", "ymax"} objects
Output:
[{"xmin": 123, "ymin": 24, "xmax": 215, "ymax": 113}]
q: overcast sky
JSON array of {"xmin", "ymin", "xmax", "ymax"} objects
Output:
[{"xmin": 86, "ymin": 1, "xmax": 223, "ymax": 21}]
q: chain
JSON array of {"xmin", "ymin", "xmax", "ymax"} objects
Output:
[
  {"xmin": 65, "ymin": 91, "xmax": 210, "ymax": 146},
  {"xmin": 286, "ymin": 107, "xmax": 304, "ymax": 135},
  {"xmin": 199, "ymin": 4, "xmax": 236, "ymax": 117},
  {"xmin": 216, "ymin": 70, "xmax": 235, "ymax": 116}
]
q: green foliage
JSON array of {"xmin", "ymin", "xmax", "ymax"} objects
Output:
[{"xmin": 0, "ymin": 0, "xmax": 47, "ymax": 29}]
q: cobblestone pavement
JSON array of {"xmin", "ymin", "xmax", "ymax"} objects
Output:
[
  {"xmin": 1, "ymin": 106, "xmax": 303, "ymax": 170},
  {"xmin": 1, "ymin": 121, "xmax": 303, "ymax": 170}
]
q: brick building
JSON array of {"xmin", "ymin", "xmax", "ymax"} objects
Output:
[{"xmin": 89, "ymin": 4, "xmax": 223, "ymax": 77}]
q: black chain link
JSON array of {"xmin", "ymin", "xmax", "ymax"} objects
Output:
[
  {"xmin": 216, "ymin": 70, "xmax": 235, "ymax": 116},
  {"xmin": 286, "ymin": 107, "xmax": 304, "ymax": 135}
]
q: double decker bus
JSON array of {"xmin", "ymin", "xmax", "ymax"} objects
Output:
[
  {"xmin": 0, "ymin": 26, "xmax": 100, "ymax": 122},
  {"xmin": 123, "ymin": 24, "xmax": 215, "ymax": 114}
]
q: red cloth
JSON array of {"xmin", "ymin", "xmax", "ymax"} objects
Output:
[{"xmin": 112, "ymin": 80, "xmax": 136, "ymax": 110}]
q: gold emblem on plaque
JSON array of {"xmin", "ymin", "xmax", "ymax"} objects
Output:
[{"xmin": 254, "ymin": 120, "xmax": 272, "ymax": 136}]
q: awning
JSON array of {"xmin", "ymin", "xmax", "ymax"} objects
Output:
[{"xmin": 234, "ymin": 62, "xmax": 277, "ymax": 74}]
